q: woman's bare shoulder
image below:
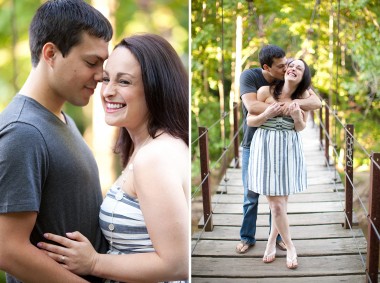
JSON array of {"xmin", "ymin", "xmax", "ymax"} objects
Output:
[
  {"xmin": 300, "ymin": 90, "xmax": 311, "ymax": 99},
  {"xmin": 257, "ymin": 86, "xmax": 271, "ymax": 102},
  {"xmin": 135, "ymin": 134, "xmax": 188, "ymax": 168},
  {"xmin": 133, "ymin": 134, "xmax": 188, "ymax": 195}
]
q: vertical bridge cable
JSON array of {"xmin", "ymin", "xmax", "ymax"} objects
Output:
[
  {"xmin": 333, "ymin": 0, "xmax": 341, "ymax": 183},
  {"xmin": 220, "ymin": 0, "xmax": 229, "ymax": 196},
  {"xmin": 308, "ymin": 0, "xmax": 320, "ymax": 40}
]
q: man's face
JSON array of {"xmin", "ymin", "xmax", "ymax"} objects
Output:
[
  {"xmin": 266, "ymin": 57, "xmax": 287, "ymax": 80},
  {"xmin": 50, "ymin": 33, "xmax": 109, "ymax": 107}
]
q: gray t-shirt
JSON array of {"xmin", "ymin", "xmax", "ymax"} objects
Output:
[
  {"xmin": 0, "ymin": 94, "xmax": 107, "ymax": 283},
  {"xmin": 240, "ymin": 68, "xmax": 270, "ymax": 148}
]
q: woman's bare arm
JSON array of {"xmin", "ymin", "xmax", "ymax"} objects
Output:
[
  {"xmin": 289, "ymin": 102, "xmax": 308, "ymax": 131},
  {"xmin": 246, "ymin": 86, "xmax": 282, "ymax": 127}
]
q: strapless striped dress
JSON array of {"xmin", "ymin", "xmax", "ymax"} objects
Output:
[
  {"xmin": 247, "ymin": 116, "xmax": 307, "ymax": 196},
  {"xmin": 99, "ymin": 184, "xmax": 188, "ymax": 283}
]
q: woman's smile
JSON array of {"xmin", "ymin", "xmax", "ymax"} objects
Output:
[{"xmin": 105, "ymin": 102, "xmax": 126, "ymax": 113}]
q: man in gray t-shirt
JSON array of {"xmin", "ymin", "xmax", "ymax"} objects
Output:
[
  {"xmin": 0, "ymin": 1, "xmax": 113, "ymax": 282},
  {"xmin": 0, "ymin": 95, "xmax": 108, "ymax": 282}
]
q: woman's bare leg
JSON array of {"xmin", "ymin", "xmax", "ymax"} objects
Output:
[
  {"xmin": 263, "ymin": 211, "xmax": 278, "ymax": 263},
  {"xmin": 266, "ymin": 196, "xmax": 298, "ymax": 268}
]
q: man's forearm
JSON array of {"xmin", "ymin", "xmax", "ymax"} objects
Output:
[
  {"xmin": 245, "ymin": 100, "xmax": 269, "ymax": 116},
  {"xmin": 0, "ymin": 243, "xmax": 88, "ymax": 283},
  {"xmin": 247, "ymin": 113, "xmax": 268, "ymax": 127},
  {"xmin": 296, "ymin": 90, "xmax": 322, "ymax": 111}
]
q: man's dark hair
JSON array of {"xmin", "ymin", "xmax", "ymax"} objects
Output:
[
  {"xmin": 113, "ymin": 34, "xmax": 189, "ymax": 167},
  {"xmin": 29, "ymin": 0, "xmax": 113, "ymax": 67},
  {"xmin": 259, "ymin": 44, "xmax": 286, "ymax": 68}
]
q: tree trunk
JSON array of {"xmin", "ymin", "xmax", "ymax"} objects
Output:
[
  {"xmin": 11, "ymin": 0, "xmax": 18, "ymax": 92},
  {"xmin": 216, "ymin": 0, "xmax": 225, "ymax": 142},
  {"xmin": 328, "ymin": 0, "xmax": 334, "ymax": 107},
  {"xmin": 231, "ymin": 9, "xmax": 243, "ymax": 138}
]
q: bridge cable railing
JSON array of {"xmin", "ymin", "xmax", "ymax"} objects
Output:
[
  {"xmin": 191, "ymin": 107, "xmax": 241, "ymax": 199},
  {"xmin": 316, "ymin": 93, "xmax": 380, "ymax": 283},
  {"xmin": 191, "ymin": 102, "xmax": 242, "ymax": 254},
  {"xmin": 316, "ymin": 104, "xmax": 368, "ymax": 275}
]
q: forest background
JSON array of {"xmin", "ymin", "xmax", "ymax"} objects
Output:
[
  {"xmin": 191, "ymin": 0, "xmax": 380, "ymax": 239},
  {"xmin": 0, "ymin": 0, "xmax": 187, "ymax": 281}
]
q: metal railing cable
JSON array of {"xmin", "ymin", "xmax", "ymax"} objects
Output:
[
  {"xmin": 191, "ymin": 121, "xmax": 243, "ymax": 254},
  {"xmin": 191, "ymin": 103, "xmax": 240, "ymax": 200},
  {"xmin": 316, "ymin": 96, "xmax": 380, "ymax": 280},
  {"xmin": 191, "ymin": 104, "xmax": 243, "ymax": 254},
  {"xmin": 314, "ymin": 121, "xmax": 368, "ymax": 270},
  {"xmin": 191, "ymin": 111, "xmax": 228, "ymax": 146},
  {"xmin": 323, "ymin": 100, "xmax": 375, "ymax": 161}
]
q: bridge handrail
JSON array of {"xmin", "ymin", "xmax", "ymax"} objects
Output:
[
  {"xmin": 191, "ymin": 102, "xmax": 241, "ymax": 253},
  {"xmin": 315, "ymin": 93, "xmax": 379, "ymax": 283}
]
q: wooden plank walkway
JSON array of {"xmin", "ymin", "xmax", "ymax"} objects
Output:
[{"xmin": 192, "ymin": 124, "xmax": 368, "ymax": 282}]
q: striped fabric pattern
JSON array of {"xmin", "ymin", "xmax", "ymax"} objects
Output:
[
  {"xmin": 248, "ymin": 116, "xmax": 307, "ymax": 196},
  {"xmin": 100, "ymin": 185, "xmax": 154, "ymax": 254},
  {"xmin": 100, "ymin": 185, "xmax": 188, "ymax": 283}
]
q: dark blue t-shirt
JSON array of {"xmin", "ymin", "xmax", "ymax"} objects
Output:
[
  {"xmin": 0, "ymin": 94, "xmax": 107, "ymax": 282},
  {"xmin": 240, "ymin": 68, "xmax": 270, "ymax": 148}
]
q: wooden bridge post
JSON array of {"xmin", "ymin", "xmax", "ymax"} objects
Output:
[
  {"xmin": 366, "ymin": 152, "xmax": 380, "ymax": 283},
  {"xmin": 344, "ymin": 124, "xmax": 354, "ymax": 229},
  {"xmin": 233, "ymin": 102, "xmax": 240, "ymax": 168},
  {"xmin": 198, "ymin": 126, "xmax": 213, "ymax": 232},
  {"xmin": 324, "ymin": 103, "xmax": 330, "ymax": 165}
]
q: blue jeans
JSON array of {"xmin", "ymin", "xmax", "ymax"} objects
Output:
[{"xmin": 240, "ymin": 147, "xmax": 282, "ymax": 244}]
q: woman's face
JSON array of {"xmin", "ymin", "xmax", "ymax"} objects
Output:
[
  {"xmin": 285, "ymin": 59, "xmax": 305, "ymax": 84},
  {"xmin": 100, "ymin": 46, "xmax": 149, "ymax": 130}
]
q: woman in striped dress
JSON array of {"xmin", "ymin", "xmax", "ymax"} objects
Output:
[
  {"xmin": 38, "ymin": 34, "xmax": 189, "ymax": 282},
  {"xmin": 247, "ymin": 59, "xmax": 311, "ymax": 269}
]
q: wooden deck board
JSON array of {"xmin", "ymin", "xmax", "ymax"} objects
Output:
[
  {"xmin": 216, "ymin": 176, "xmax": 339, "ymax": 187},
  {"xmin": 212, "ymin": 202, "xmax": 343, "ymax": 214},
  {"xmin": 192, "ymin": 255, "xmax": 365, "ymax": 277},
  {"xmin": 221, "ymin": 168, "xmax": 338, "ymax": 179},
  {"xmin": 192, "ymin": 224, "xmax": 363, "ymax": 241},
  {"xmin": 192, "ymin": 238, "xmax": 367, "ymax": 257},
  {"xmin": 192, "ymin": 275, "xmax": 367, "ymax": 283},
  {"xmin": 198, "ymin": 211, "xmax": 353, "ymax": 227},
  {"xmin": 212, "ymin": 192, "xmax": 345, "ymax": 203},
  {"xmin": 217, "ymin": 183, "xmax": 344, "ymax": 194}
]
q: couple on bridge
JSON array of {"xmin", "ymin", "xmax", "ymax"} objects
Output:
[{"xmin": 235, "ymin": 45, "xmax": 322, "ymax": 269}]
